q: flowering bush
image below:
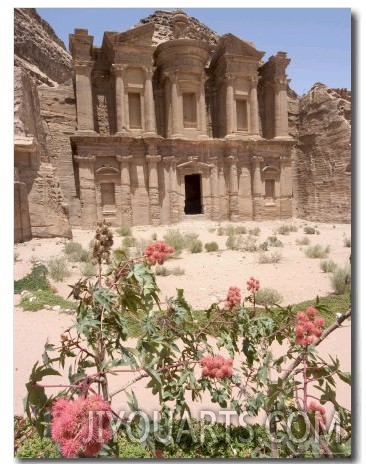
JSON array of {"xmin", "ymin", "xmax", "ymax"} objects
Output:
[
  {"xmin": 144, "ymin": 241, "xmax": 174, "ymax": 265},
  {"xmin": 51, "ymin": 395, "xmax": 112, "ymax": 457},
  {"xmin": 22, "ymin": 223, "xmax": 351, "ymax": 459}
]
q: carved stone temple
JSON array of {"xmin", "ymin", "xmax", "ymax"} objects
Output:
[{"xmin": 69, "ymin": 10, "xmax": 294, "ymax": 228}]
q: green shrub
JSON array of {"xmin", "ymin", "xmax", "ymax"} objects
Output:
[
  {"xmin": 208, "ymin": 227, "xmax": 216, "ymax": 233},
  {"xmin": 183, "ymin": 233, "xmax": 200, "ymax": 248},
  {"xmin": 320, "ymin": 259, "xmax": 337, "ymax": 273},
  {"xmin": 116, "ymin": 226, "xmax": 132, "ymax": 237},
  {"xmin": 241, "ymin": 236, "xmax": 258, "ymax": 252},
  {"xmin": 258, "ymin": 241, "xmax": 269, "ymax": 251},
  {"xmin": 343, "ymin": 237, "xmax": 351, "ymax": 247},
  {"xmin": 14, "ymin": 264, "xmax": 50, "ymax": 294},
  {"xmin": 204, "ymin": 241, "xmax": 219, "ymax": 252},
  {"xmin": 15, "ymin": 435, "xmax": 60, "ymax": 458},
  {"xmin": 303, "ymin": 226, "xmax": 316, "ymax": 234},
  {"xmin": 151, "ymin": 232, "xmax": 158, "ymax": 240},
  {"xmin": 163, "ymin": 229, "xmax": 185, "ymax": 256},
  {"xmin": 189, "ymin": 239, "xmax": 203, "ymax": 253},
  {"xmin": 122, "ymin": 236, "xmax": 137, "ymax": 248},
  {"xmin": 258, "ymin": 251, "xmax": 282, "ymax": 264},
  {"xmin": 248, "ymin": 227, "xmax": 261, "ymax": 236},
  {"xmin": 64, "ymin": 241, "xmax": 90, "ymax": 262},
  {"xmin": 276, "ymin": 224, "xmax": 298, "ymax": 235},
  {"xmin": 80, "ymin": 262, "xmax": 97, "ymax": 277},
  {"xmin": 225, "ymin": 234, "xmax": 242, "ymax": 250},
  {"xmin": 267, "ymin": 235, "xmax": 283, "ymax": 247},
  {"xmin": 330, "ymin": 265, "xmax": 351, "ymax": 295},
  {"xmin": 255, "ymin": 287, "xmax": 284, "ymax": 307},
  {"xmin": 47, "ymin": 257, "xmax": 71, "ymax": 282},
  {"xmin": 304, "ymin": 244, "xmax": 330, "ymax": 259},
  {"xmin": 235, "ymin": 226, "xmax": 247, "ymax": 234},
  {"xmin": 296, "ymin": 237, "xmax": 310, "ymax": 246},
  {"xmin": 18, "ymin": 289, "xmax": 76, "ymax": 312},
  {"xmin": 155, "ymin": 266, "xmax": 185, "ymax": 276}
]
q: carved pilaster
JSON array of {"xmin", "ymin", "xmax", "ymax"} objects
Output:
[
  {"xmin": 273, "ymin": 77, "xmax": 289, "ymax": 138},
  {"xmin": 251, "ymin": 155, "xmax": 263, "ymax": 220},
  {"xmin": 163, "ymin": 156, "xmax": 179, "ymax": 223},
  {"xmin": 146, "ymin": 148, "xmax": 161, "ymax": 225},
  {"xmin": 249, "ymin": 76, "xmax": 260, "ymax": 136},
  {"xmin": 74, "ymin": 61, "xmax": 95, "ymax": 133},
  {"xmin": 112, "ymin": 64, "xmax": 128, "ymax": 135},
  {"xmin": 143, "ymin": 67, "xmax": 157, "ymax": 135},
  {"xmin": 74, "ymin": 154, "xmax": 97, "ymax": 227},
  {"xmin": 116, "ymin": 154, "xmax": 132, "ymax": 226},
  {"xmin": 166, "ymin": 71, "xmax": 183, "ymax": 138},
  {"xmin": 210, "ymin": 157, "xmax": 220, "ymax": 221},
  {"xmin": 225, "ymin": 73, "xmax": 235, "ymax": 136},
  {"xmin": 227, "ymin": 153, "xmax": 239, "ymax": 221}
]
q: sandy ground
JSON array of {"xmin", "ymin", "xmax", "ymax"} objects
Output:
[{"xmin": 14, "ymin": 218, "xmax": 351, "ymax": 421}]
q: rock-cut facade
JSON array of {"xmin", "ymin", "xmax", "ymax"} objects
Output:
[{"xmin": 69, "ymin": 10, "xmax": 295, "ymax": 228}]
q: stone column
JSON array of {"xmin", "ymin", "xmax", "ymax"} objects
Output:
[
  {"xmin": 112, "ymin": 64, "xmax": 128, "ymax": 134},
  {"xmin": 198, "ymin": 71, "xmax": 208, "ymax": 137},
  {"xmin": 164, "ymin": 156, "xmax": 179, "ymax": 223},
  {"xmin": 225, "ymin": 73, "xmax": 235, "ymax": 136},
  {"xmin": 74, "ymin": 62, "xmax": 95, "ymax": 133},
  {"xmin": 279, "ymin": 155, "xmax": 292, "ymax": 218},
  {"xmin": 143, "ymin": 67, "xmax": 157, "ymax": 135},
  {"xmin": 117, "ymin": 154, "xmax": 132, "ymax": 226},
  {"xmin": 168, "ymin": 72, "xmax": 183, "ymax": 138},
  {"xmin": 75, "ymin": 155, "xmax": 97, "ymax": 227},
  {"xmin": 210, "ymin": 157, "xmax": 219, "ymax": 220},
  {"xmin": 249, "ymin": 77, "xmax": 260, "ymax": 136},
  {"xmin": 227, "ymin": 153, "xmax": 239, "ymax": 221},
  {"xmin": 146, "ymin": 148, "xmax": 161, "ymax": 225},
  {"xmin": 273, "ymin": 77, "xmax": 289, "ymax": 138},
  {"xmin": 251, "ymin": 155, "xmax": 263, "ymax": 220}
]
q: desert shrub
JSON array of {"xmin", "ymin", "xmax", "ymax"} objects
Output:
[
  {"xmin": 64, "ymin": 242, "xmax": 90, "ymax": 262},
  {"xmin": 19, "ymin": 289, "xmax": 76, "ymax": 312},
  {"xmin": 208, "ymin": 228, "xmax": 216, "ymax": 233},
  {"xmin": 204, "ymin": 241, "xmax": 219, "ymax": 252},
  {"xmin": 14, "ymin": 250, "xmax": 20, "ymax": 262},
  {"xmin": 248, "ymin": 227, "xmax": 261, "ymax": 236},
  {"xmin": 304, "ymin": 244, "xmax": 330, "ymax": 259},
  {"xmin": 80, "ymin": 262, "xmax": 97, "ymax": 277},
  {"xmin": 155, "ymin": 265, "xmax": 185, "ymax": 276},
  {"xmin": 258, "ymin": 251, "xmax": 282, "ymax": 264},
  {"xmin": 14, "ymin": 264, "xmax": 50, "ymax": 294},
  {"xmin": 296, "ymin": 237, "xmax": 310, "ymax": 246},
  {"xmin": 330, "ymin": 265, "xmax": 351, "ymax": 295},
  {"xmin": 134, "ymin": 238, "xmax": 150, "ymax": 257},
  {"xmin": 189, "ymin": 239, "xmax": 203, "ymax": 253},
  {"xmin": 255, "ymin": 287, "xmax": 283, "ymax": 307},
  {"xmin": 266, "ymin": 236, "xmax": 283, "ymax": 247},
  {"xmin": 235, "ymin": 226, "xmax": 247, "ymax": 234},
  {"xmin": 343, "ymin": 237, "xmax": 351, "ymax": 247},
  {"xmin": 241, "ymin": 235, "xmax": 258, "ymax": 252},
  {"xmin": 320, "ymin": 259, "xmax": 337, "ymax": 273},
  {"xmin": 163, "ymin": 229, "xmax": 185, "ymax": 256},
  {"xmin": 258, "ymin": 241, "xmax": 269, "ymax": 251},
  {"xmin": 151, "ymin": 232, "xmax": 158, "ymax": 240},
  {"xmin": 183, "ymin": 233, "xmax": 200, "ymax": 248},
  {"xmin": 113, "ymin": 247, "xmax": 131, "ymax": 260},
  {"xmin": 225, "ymin": 234, "xmax": 242, "ymax": 250},
  {"xmin": 303, "ymin": 226, "xmax": 316, "ymax": 235},
  {"xmin": 116, "ymin": 226, "xmax": 132, "ymax": 237},
  {"xmin": 276, "ymin": 224, "xmax": 298, "ymax": 235},
  {"xmin": 217, "ymin": 225, "xmax": 236, "ymax": 236},
  {"xmin": 122, "ymin": 236, "xmax": 137, "ymax": 248},
  {"xmin": 47, "ymin": 257, "xmax": 71, "ymax": 282}
]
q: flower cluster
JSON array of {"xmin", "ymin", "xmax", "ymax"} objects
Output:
[
  {"xmin": 246, "ymin": 276, "xmax": 260, "ymax": 293},
  {"xmin": 200, "ymin": 355, "xmax": 233, "ymax": 379},
  {"xmin": 225, "ymin": 286, "xmax": 241, "ymax": 310},
  {"xmin": 295, "ymin": 306, "xmax": 325, "ymax": 346},
  {"xmin": 308, "ymin": 400, "xmax": 327, "ymax": 428},
  {"xmin": 51, "ymin": 395, "xmax": 112, "ymax": 458},
  {"xmin": 144, "ymin": 241, "xmax": 174, "ymax": 265}
]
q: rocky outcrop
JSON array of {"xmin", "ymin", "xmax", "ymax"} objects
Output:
[{"xmin": 292, "ymin": 83, "xmax": 351, "ymax": 223}]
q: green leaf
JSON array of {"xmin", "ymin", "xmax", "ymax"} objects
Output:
[{"xmin": 337, "ymin": 371, "xmax": 351, "ymax": 385}]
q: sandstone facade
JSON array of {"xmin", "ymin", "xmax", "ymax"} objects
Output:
[{"xmin": 13, "ymin": 9, "xmax": 351, "ymax": 241}]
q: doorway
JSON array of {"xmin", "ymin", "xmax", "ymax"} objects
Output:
[{"xmin": 184, "ymin": 174, "xmax": 202, "ymax": 214}]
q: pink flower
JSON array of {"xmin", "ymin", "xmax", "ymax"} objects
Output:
[
  {"xmin": 144, "ymin": 241, "xmax": 174, "ymax": 265},
  {"xmin": 225, "ymin": 286, "xmax": 241, "ymax": 310},
  {"xmin": 51, "ymin": 395, "xmax": 112, "ymax": 458},
  {"xmin": 308, "ymin": 401, "xmax": 327, "ymax": 428},
  {"xmin": 200, "ymin": 355, "xmax": 233, "ymax": 379},
  {"xmin": 295, "ymin": 307, "xmax": 325, "ymax": 346},
  {"xmin": 246, "ymin": 277, "xmax": 260, "ymax": 293}
]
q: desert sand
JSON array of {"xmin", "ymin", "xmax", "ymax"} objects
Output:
[{"xmin": 14, "ymin": 218, "xmax": 351, "ymax": 420}]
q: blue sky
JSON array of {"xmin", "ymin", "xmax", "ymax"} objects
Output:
[{"xmin": 36, "ymin": 7, "xmax": 351, "ymax": 96}]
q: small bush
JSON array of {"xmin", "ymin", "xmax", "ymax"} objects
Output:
[
  {"xmin": 19, "ymin": 289, "xmax": 76, "ymax": 312},
  {"xmin": 217, "ymin": 225, "xmax": 236, "ymax": 236},
  {"xmin": 258, "ymin": 241, "xmax": 269, "ymax": 251},
  {"xmin": 163, "ymin": 229, "xmax": 185, "ymax": 256},
  {"xmin": 189, "ymin": 239, "xmax": 203, "ymax": 253},
  {"xmin": 267, "ymin": 236, "xmax": 284, "ymax": 247},
  {"xmin": 155, "ymin": 266, "xmax": 185, "ymax": 276},
  {"xmin": 225, "ymin": 234, "xmax": 242, "ymax": 250},
  {"xmin": 151, "ymin": 232, "xmax": 158, "ymax": 240},
  {"xmin": 14, "ymin": 264, "xmax": 50, "ymax": 294},
  {"xmin": 303, "ymin": 226, "xmax": 316, "ymax": 235},
  {"xmin": 255, "ymin": 288, "xmax": 284, "ymax": 307},
  {"xmin": 320, "ymin": 259, "xmax": 337, "ymax": 273},
  {"xmin": 343, "ymin": 237, "xmax": 351, "ymax": 248},
  {"xmin": 208, "ymin": 228, "xmax": 216, "ymax": 233},
  {"xmin": 304, "ymin": 244, "xmax": 330, "ymax": 259},
  {"xmin": 249, "ymin": 227, "xmax": 261, "ymax": 236},
  {"xmin": 258, "ymin": 251, "xmax": 282, "ymax": 264},
  {"xmin": 64, "ymin": 241, "xmax": 90, "ymax": 262},
  {"xmin": 14, "ymin": 250, "xmax": 20, "ymax": 262},
  {"xmin": 276, "ymin": 224, "xmax": 298, "ymax": 235},
  {"xmin": 183, "ymin": 233, "xmax": 200, "ymax": 247},
  {"xmin": 296, "ymin": 237, "xmax": 310, "ymax": 246},
  {"xmin": 241, "ymin": 236, "xmax": 258, "ymax": 252},
  {"xmin": 235, "ymin": 226, "xmax": 247, "ymax": 234},
  {"xmin": 122, "ymin": 236, "xmax": 137, "ymax": 248},
  {"xmin": 80, "ymin": 262, "xmax": 97, "ymax": 277},
  {"xmin": 330, "ymin": 265, "xmax": 351, "ymax": 295},
  {"xmin": 47, "ymin": 257, "xmax": 71, "ymax": 282},
  {"xmin": 116, "ymin": 226, "xmax": 132, "ymax": 237},
  {"xmin": 204, "ymin": 241, "xmax": 219, "ymax": 252}
]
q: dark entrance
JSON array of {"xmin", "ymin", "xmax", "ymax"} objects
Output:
[{"xmin": 184, "ymin": 174, "xmax": 202, "ymax": 214}]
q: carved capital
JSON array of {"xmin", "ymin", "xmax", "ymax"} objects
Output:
[
  {"xmin": 251, "ymin": 155, "xmax": 263, "ymax": 166},
  {"xmin": 224, "ymin": 73, "xmax": 235, "ymax": 84},
  {"xmin": 116, "ymin": 155, "xmax": 132, "ymax": 164},
  {"xmin": 74, "ymin": 61, "xmax": 94, "ymax": 76},
  {"xmin": 112, "ymin": 64, "xmax": 128, "ymax": 77},
  {"xmin": 143, "ymin": 67, "xmax": 155, "ymax": 80},
  {"xmin": 146, "ymin": 154, "xmax": 161, "ymax": 164},
  {"xmin": 74, "ymin": 154, "xmax": 96, "ymax": 163},
  {"xmin": 165, "ymin": 71, "xmax": 179, "ymax": 84},
  {"xmin": 163, "ymin": 155, "xmax": 176, "ymax": 166}
]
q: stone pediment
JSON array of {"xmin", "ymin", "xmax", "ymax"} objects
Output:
[
  {"xmin": 107, "ymin": 22, "xmax": 155, "ymax": 46},
  {"xmin": 213, "ymin": 33, "xmax": 265, "ymax": 64}
]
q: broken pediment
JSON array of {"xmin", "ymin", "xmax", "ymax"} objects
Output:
[
  {"xmin": 106, "ymin": 22, "xmax": 155, "ymax": 47},
  {"xmin": 213, "ymin": 33, "xmax": 265, "ymax": 63}
]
